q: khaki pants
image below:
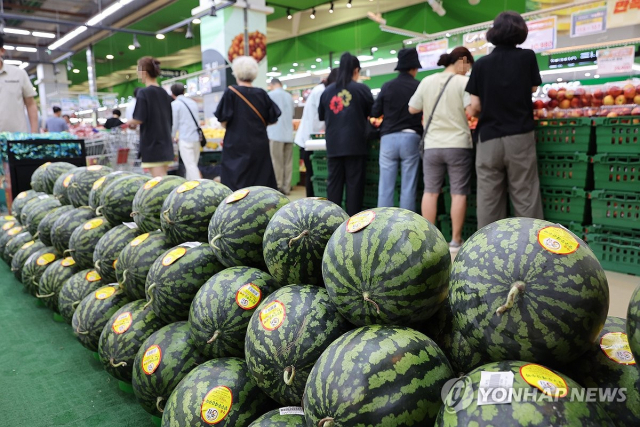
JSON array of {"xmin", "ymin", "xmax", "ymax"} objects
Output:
[
  {"xmin": 179, "ymin": 140, "xmax": 201, "ymax": 181},
  {"xmin": 476, "ymin": 131, "xmax": 543, "ymax": 229},
  {"xmin": 269, "ymin": 141, "xmax": 293, "ymax": 194}
]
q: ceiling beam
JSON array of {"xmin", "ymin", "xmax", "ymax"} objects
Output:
[{"xmin": 3, "ymin": 3, "xmax": 90, "ymax": 19}]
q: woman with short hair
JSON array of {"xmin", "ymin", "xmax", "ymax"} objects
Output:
[{"xmin": 214, "ymin": 56, "xmax": 281, "ymax": 191}]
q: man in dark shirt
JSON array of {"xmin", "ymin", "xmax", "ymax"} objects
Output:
[
  {"xmin": 371, "ymin": 48, "xmax": 423, "ymax": 211},
  {"xmin": 104, "ymin": 109, "xmax": 124, "ymax": 130}
]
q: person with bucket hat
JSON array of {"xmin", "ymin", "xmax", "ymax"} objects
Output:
[{"xmin": 371, "ymin": 48, "xmax": 423, "ymax": 212}]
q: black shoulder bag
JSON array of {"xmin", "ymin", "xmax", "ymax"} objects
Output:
[
  {"xmin": 179, "ymin": 99, "xmax": 207, "ymax": 147},
  {"xmin": 419, "ymin": 74, "xmax": 455, "ymax": 152}
]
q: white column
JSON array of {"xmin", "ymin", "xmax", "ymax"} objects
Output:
[{"xmin": 35, "ymin": 63, "xmax": 71, "ymax": 120}]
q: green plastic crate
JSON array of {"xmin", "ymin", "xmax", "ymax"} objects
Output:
[
  {"xmin": 437, "ymin": 214, "xmax": 477, "ymax": 242},
  {"xmin": 442, "ymin": 186, "xmax": 476, "ymax": 218},
  {"xmin": 362, "ymin": 181, "xmax": 399, "ymax": 209},
  {"xmin": 310, "ymin": 152, "xmax": 328, "ymax": 179},
  {"xmin": 591, "ymin": 190, "xmax": 640, "ymax": 231},
  {"xmin": 593, "ymin": 116, "xmax": 640, "ymax": 154},
  {"xmin": 535, "ymin": 118, "xmax": 593, "ymax": 154},
  {"xmin": 311, "ymin": 176, "xmax": 328, "ymax": 198},
  {"xmin": 540, "ymin": 187, "xmax": 589, "ymax": 224},
  {"xmin": 589, "ymin": 228, "xmax": 640, "ymax": 275},
  {"xmin": 592, "ymin": 154, "xmax": 640, "ymax": 192},
  {"xmin": 537, "ymin": 153, "xmax": 591, "ymax": 189}
]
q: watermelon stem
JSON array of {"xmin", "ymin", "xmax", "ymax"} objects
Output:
[
  {"xmin": 162, "ymin": 209, "xmax": 174, "ymax": 225},
  {"xmin": 363, "ymin": 293, "xmax": 380, "ymax": 314},
  {"xmin": 156, "ymin": 396, "xmax": 165, "ymax": 413},
  {"xmin": 33, "ymin": 231, "xmax": 39, "ymax": 240},
  {"xmin": 130, "ymin": 211, "xmax": 139, "ymax": 217},
  {"xmin": 496, "ymin": 282, "xmax": 526, "ymax": 316},
  {"xmin": 96, "ymin": 206, "xmax": 103, "ymax": 216},
  {"xmin": 206, "ymin": 330, "xmax": 220, "ymax": 344},
  {"xmin": 318, "ymin": 417, "xmax": 335, "ymax": 427},
  {"xmin": 71, "ymin": 301, "xmax": 80, "ymax": 309},
  {"xmin": 143, "ymin": 284, "xmax": 156, "ymax": 310},
  {"xmin": 75, "ymin": 328, "xmax": 89, "ymax": 335},
  {"xmin": 288, "ymin": 230, "xmax": 310, "ymax": 247},
  {"xmin": 284, "ymin": 365, "xmax": 296, "ymax": 385},
  {"xmin": 36, "ymin": 292, "xmax": 55, "ymax": 298},
  {"xmin": 63, "ymin": 249, "xmax": 75, "ymax": 256},
  {"xmin": 109, "ymin": 358, "xmax": 127, "ymax": 368},
  {"xmin": 210, "ymin": 234, "xmax": 222, "ymax": 251}
]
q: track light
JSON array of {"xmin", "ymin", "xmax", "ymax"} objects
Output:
[
  {"xmin": 66, "ymin": 59, "xmax": 73, "ymax": 71},
  {"xmin": 287, "ymin": 8, "xmax": 292, "ymax": 19},
  {"xmin": 193, "ymin": 18, "xmax": 201, "ymax": 24},
  {"xmin": 329, "ymin": 2, "xmax": 334, "ymax": 13},
  {"xmin": 185, "ymin": 23, "xmax": 194, "ymax": 39},
  {"xmin": 310, "ymin": 8, "xmax": 316, "ymax": 19},
  {"xmin": 156, "ymin": 33, "xmax": 165, "ymax": 40},
  {"xmin": 347, "ymin": 0, "xmax": 352, "ymax": 8},
  {"xmin": 128, "ymin": 34, "xmax": 141, "ymax": 49}
]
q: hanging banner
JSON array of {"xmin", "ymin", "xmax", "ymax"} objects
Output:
[
  {"xmin": 463, "ymin": 30, "xmax": 492, "ymax": 58},
  {"xmin": 416, "ymin": 39, "xmax": 449, "ymax": 71},
  {"xmin": 607, "ymin": 0, "xmax": 640, "ymax": 29},
  {"xmin": 597, "ymin": 46, "xmax": 635, "ymax": 75},
  {"xmin": 520, "ymin": 16, "xmax": 557, "ymax": 53},
  {"xmin": 571, "ymin": 7, "xmax": 607, "ymax": 37}
]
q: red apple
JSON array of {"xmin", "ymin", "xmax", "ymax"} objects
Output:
[
  {"xmin": 555, "ymin": 111, "xmax": 567, "ymax": 118},
  {"xmin": 548, "ymin": 88, "xmax": 558, "ymax": 99},
  {"xmin": 615, "ymin": 95, "xmax": 627, "ymax": 105},
  {"xmin": 634, "ymin": 94, "xmax": 640, "ymax": 105},
  {"xmin": 548, "ymin": 100, "xmax": 559, "ymax": 109},
  {"xmin": 609, "ymin": 86, "xmax": 622, "ymax": 97},
  {"xmin": 623, "ymin": 84, "xmax": 636, "ymax": 100},
  {"xmin": 621, "ymin": 108, "xmax": 632, "ymax": 116},
  {"xmin": 570, "ymin": 98, "xmax": 583, "ymax": 108},
  {"xmin": 607, "ymin": 112, "xmax": 619, "ymax": 118},
  {"xmin": 570, "ymin": 109, "xmax": 583, "ymax": 117},
  {"xmin": 603, "ymin": 95, "xmax": 615, "ymax": 106},
  {"xmin": 557, "ymin": 90, "xmax": 567, "ymax": 102},
  {"xmin": 575, "ymin": 88, "xmax": 586, "ymax": 96},
  {"xmin": 533, "ymin": 100, "xmax": 545, "ymax": 110},
  {"xmin": 593, "ymin": 89, "xmax": 604, "ymax": 100},
  {"xmin": 565, "ymin": 90, "xmax": 575, "ymax": 100},
  {"xmin": 598, "ymin": 109, "xmax": 610, "ymax": 117},
  {"xmin": 592, "ymin": 98, "xmax": 603, "ymax": 107},
  {"xmin": 559, "ymin": 99, "xmax": 571, "ymax": 109},
  {"xmin": 631, "ymin": 107, "xmax": 640, "ymax": 116}
]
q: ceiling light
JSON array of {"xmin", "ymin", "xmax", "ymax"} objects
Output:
[
  {"xmin": 293, "ymin": 62, "xmax": 298, "ymax": 66},
  {"xmin": 128, "ymin": 44, "xmax": 135, "ymax": 50},
  {"xmin": 86, "ymin": 0, "xmax": 129, "ymax": 26},
  {"xmin": 106, "ymin": 54, "xmax": 114, "ymax": 59},
  {"xmin": 287, "ymin": 8, "xmax": 293, "ymax": 19},
  {"xmin": 156, "ymin": 34, "xmax": 165, "ymax": 40},
  {"xmin": 272, "ymin": 67, "xmax": 278, "ymax": 71},
  {"xmin": 371, "ymin": 47, "xmax": 378, "ymax": 52},
  {"xmin": 390, "ymin": 49, "xmax": 397, "ymax": 54},
  {"xmin": 185, "ymin": 23, "xmax": 194, "ymax": 39},
  {"xmin": 73, "ymin": 69, "xmax": 80, "ymax": 74},
  {"xmin": 4, "ymin": 60, "xmax": 22, "ymax": 65},
  {"xmin": 316, "ymin": 58, "xmax": 322, "ymax": 62},
  {"xmin": 3, "ymin": 45, "xmax": 15, "ymax": 50},
  {"xmin": 266, "ymin": 71, "xmax": 282, "ymax": 77},
  {"xmin": 446, "ymin": 33, "xmax": 451, "ymax": 37},
  {"xmin": 334, "ymin": 60, "xmax": 340, "ymax": 65},
  {"xmin": 357, "ymin": 55, "xmax": 374, "ymax": 61},
  {"xmin": 585, "ymin": 72, "xmax": 591, "ymax": 77},
  {"xmin": 32, "ymin": 31, "xmax": 56, "ymax": 38},
  {"xmin": 290, "ymin": 69, "xmax": 295, "ymax": 72},
  {"xmin": 3, "ymin": 28, "xmax": 30, "ymax": 35},
  {"xmin": 330, "ymin": 2, "xmax": 334, "ymax": 13},
  {"xmin": 19, "ymin": 62, "xmax": 30, "ymax": 69},
  {"xmin": 16, "ymin": 47, "xmax": 37, "ymax": 53},
  {"xmin": 428, "ymin": 0, "xmax": 446, "ymax": 16},
  {"xmin": 347, "ymin": 0, "xmax": 352, "ymax": 8},
  {"xmin": 48, "ymin": 25, "xmax": 87, "ymax": 50},
  {"xmin": 594, "ymin": 74, "xmax": 600, "ymax": 78},
  {"xmin": 310, "ymin": 8, "xmax": 316, "ymax": 19},
  {"xmin": 311, "ymin": 65, "xmax": 316, "ymax": 69},
  {"xmin": 557, "ymin": 78, "xmax": 563, "ymax": 82},
  {"xmin": 192, "ymin": 18, "xmax": 201, "ymax": 24}
]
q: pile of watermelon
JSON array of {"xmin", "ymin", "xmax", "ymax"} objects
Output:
[{"xmin": 2, "ymin": 160, "xmax": 639, "ymax": 427}]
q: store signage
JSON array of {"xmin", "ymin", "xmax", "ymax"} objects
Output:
[
  {"xmin": 160, "ymin": 69, "xmax": 188, "ymax": 79},
  {"xmin": 597, "ymin": 46, "xmax": 635, "ymax": 75},
  {"xmin": 607, "ymin": 0, "xmax": 640, "ymax": 29},
  {"xmin": 520, "ymin": 16, "xmax": 557, "ymax": 53},
  {"xmin": 571, "ymin": 7, "xmax": 607, "ymax": 37},
  {"xmin": 187, "ymin": 77, "xmax": 199, "ymax": 95},
  {"xmin": 548, "ymin": 51, "xmax": 597, "ymax": 69},
  {"xmin": 463, "ymin": 30, "xmax": 492, "ymax": 58},
  {"xmin": 416, "ymin": 39, "xmax": 449, "ymax": 71}
]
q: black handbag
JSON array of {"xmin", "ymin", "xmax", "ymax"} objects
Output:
[{"xmin": 179, "ymin": 99, "xmax": 207, "ymax": 147}]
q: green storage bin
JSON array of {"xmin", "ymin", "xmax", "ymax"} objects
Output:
[
  {"xmin": 310, "ymin": 152, "xmax": 328, "ymax": 179},
  {"xmin": 592, "ymin": 154, "xmax": 640, "ymax": 192},
  {"xmin": 442, "ymin": 186, "xmax": 476, "ymax": 218},
  {"xmin": 535, "ymin": 118, "xmax": 593, "ymax": 154},
  {"xmin": 591, "ymin": 190, "xmax": 640, "ymax": 231},
  {"xmin": 540, "ymin": 187, "xmax": 589, "ymax": 224},
  {"xmin": 437, "ymin": 214, "xmax": 477, "ymax": 242},
  {"xmin": 537, "ymin": 153, "xmax": 591, "ymax": 189},
  {"xmin": 593, "ymin": 116, "xmax": 640, "ymax": 154},
  {"xmin": 589, "ymin": 228, "xmax": 640, "ymax": 275}
]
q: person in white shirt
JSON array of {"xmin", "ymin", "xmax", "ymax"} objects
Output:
[
  {"xmin": 171, "ymin": 83, "xmax": 201, "ymax": 180},
  {"xmin": 267, "ymin": 78, "xmax": 295, "ymax": 195}
]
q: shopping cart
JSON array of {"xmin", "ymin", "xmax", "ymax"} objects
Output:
[{"xmin": 85, "ymin": 130, "xmax": 142, "ymax": 173}]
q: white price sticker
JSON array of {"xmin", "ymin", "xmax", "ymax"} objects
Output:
[
  {"xmin": 123, "ymin": 222, "xmax": 138, "ymax": 229},
  {"xmin": 278, "ymin": 407, "xmax": 304, "ymax": 416},
  {"xmin": 181, "ymin": 242, "xmax": 202, "ymax": 249},
  {"xmin": 477, "ymin": 371, "xmax": 514, "ymax": 406}
]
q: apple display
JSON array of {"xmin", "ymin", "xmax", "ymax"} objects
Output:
[
  {"xmin": 557, "ymin": 90, "xmax": 567, "ymax": 102},
  {"xmin": 603, "ymin": 95, "xmax": 615, "ymax": 106},
  {"xmin": 593, "ymin": 89, "xmax": 604, "ymax": 100},
  {"xmin": 615, "ymin": 95, "xmax": 627, "ymax": 105},
  {"xmin": 620, "ymin": 108, "xmax": 632, "ymax": 116},
  {"xmin": 623, "ymin": 84, "xmax": 636, "ymax": 100},
  {"xmin": 631, "ymin": 107, "xmax": 640, "ymax": 116},
  {"xmin": 570, "ymin": 109, "xmax": 583, "ymax": 117},
  {"xmin": 570, "ymin": 98, "xmax": 582, "ymax": 108},
  {"xmin": 533, "ymin": 100, "xmax": 545, "ymax": 110},
  {"xmin": 634, "ymin": 94, "xmax": 640, "ymax": 105},
  {"xmin": 575, "ymin": 88, "xmax": 586, "ymax": 96},
  {"xmin": 548, "ymin": 88, "xmax": 558, "ymax": 99},
  {"xmin": 559, "ymin": 99, "xmax": 571, "ymax": 109},
  {"xmin": 548, "ymin": 99, "xmax": 559, "ymax": 109},
  {"xmin": 592, "ymin": 98, "xmax": 603, "ymax": 107},
  {"xmin": 608, "ymin": 86, "xmax": 622, "ymax": 98},
  {"xmin": 565, "ymin": 90, "xmax": 575, "ymax": 100},
  {"xmin": 607, "ymin": 112, "xmax": 619, "ymax": 118}
]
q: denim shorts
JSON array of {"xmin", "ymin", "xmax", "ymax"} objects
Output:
[{"xmin": 422, "ymin": 148, "xmax": 474, "ymax": 195}]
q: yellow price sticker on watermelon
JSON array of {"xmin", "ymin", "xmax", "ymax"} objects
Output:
[
  {"xmin": 21, "ymin": 241, "xmax": 35, "ymax": 250},
  {"xmin": 112, "ymin": 312, "xmax": 133, "ymax": 334},
  {"xmin": 226, "ymin": 189, "xmax": 250, "ymax": 204},
  {"xmin": 600, "ymin": 332, "xmax": 636, "ymax": 365},
  {"xmin": 235, "ymin": 283, "xmax": 262, "ymax": 310},
  {"xmin": 520, "ymin": 364, "xmax": 568, "ymax": 398},
  {"xmin": 177, "ymin": 180, "xmax": 200, "ymax": 193},
  {"xmin": 95, "ymin": 286, "xmax": 116, "ymax": 300},
  {"xmin": 83, "ymin": 218, "xmax": 104, "ymax": 230},
  {"xmin": 3, "ymin": 215, "xmax": 15, "ymax": 220},
  {"xmin": 86, "ymin": 271, "xmax": 102, "ymax": 282},
  {"xmin": 537, "ymin": 226, "xmax": 579, "ymax": 255},
  {"xmin": 143, "ymin": 177, "xmax": 163, "ymax": 190},
  {"xmin": 87, "ymin": 165, "xmax": 103, "ymax": 171},
  {"xmin": 92, "ymin": 176, "xmax": 106, "ymax": 190},
  {"xmin": 200, "ymin": 386, "xmax": 233, "ymax": 425},
  {"xmin": 162, "ymin": 247, "xmax": 187, "ymax": 266},
  {"xmin": 142, "ymin": 345, "xmax": 162, "ymax": 375},
  {"xmin": 7, "ymin": 226, "xmax": 22, "ymax": 236},
  {"xmin": 346, "ymin": 211, "xmax": 376, "ymax": 233},
  {"xmin": 36, "ymin": 253, "xmax": 56, "ymax": 266},
  {"xmin": 130, "ymin": 233, "xmax": 150, "ymax": 247},
  {"xmin": 2, "ymin": 222, "xmax": 15, "ymax": 231},
  {"xmin": 63, "ymin": 174, "xmax": 74, "ymax": 188},
  {"xmin": 16, "ymin": 192, "xmax": 27, "ymax": 200},
  {"xmin": 61, "ymin": 257, "xmax": 76, "ymax": 267},
  {"xmin": 259, "ymin": 300, "xmax": 286, "ymax": 331}
]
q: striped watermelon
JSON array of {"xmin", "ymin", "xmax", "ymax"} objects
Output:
[
  {"xmin": 208, "ymin": 186, "xmax": 289, "ymax": 269},
  {"xmin": 628, "ymin": 286, "xmax": 640, "ymax": 363},
  {"xmin": 437, "ymin": 360, "xmax": 614, "ymax": 426},
  {"xmin": 93, "ymin": 223, "xmax": 140, "ymax": 283},
  {"xmin": 42, "ymin": 162, "xmax": 77, "ymax": 194},
  {"xmin": 53, "ymin": 170, "xmax": 76, "ymax": 205},
  {"xmin": 304, "ymin": 325, "xmax": 454, "ymax": 426},
  {"xmin": 161, "ymin": 358, "xmax": 272, "ymax": 427},
  {"xmin": 132, "ymin": 176, "xmax": 186, "ymax": 234},
  {"xmin": 145, "ymin": 243, "xmax": 224, "ymax": 323},
  {"xmin": 30, "ymin": 162, "xmax": 50, "ymax": 192},
  {"xmin": 0, "ymin": 215, "xmax": 17, "ymax": 228},
  {"xmin": 188, "ymin": 267, "xmax": 278, "ymax": 359},
  {"xmin": 248, "ymin": 408, "xmax": 305, "ymax": 426},
  {"xmin": 132, "ymin": 321, "xmax": 205, "ymax": 417},
  {"xmin": 68, "ymin": 217, "xmax": 112, "ymax": 269},
  {"xmin": 25, "ymin": 196, "xmax": 62, "ymax": 236},
  {"xmin": 116, "ymin": 231, "xmax": 173, "ymax": 300},
  {"xmin": 51, "ymin": 206, "xmax": 96, "ymax": 254},
  {"xmin": 0, "ymin": 224, "xmax": 25, "ymax": 253},
  {"xmin": 160, "ymin": 179, "xmax": 232, "ymax": 245},
  {"xmin": 246, "ymin": 285, "xmax": 351, "ymax": 405},
  {"xmin": 67, "ymin": 165, "xmax": 113, "ymax": 208},
  {"xmin": 38, "ymin": 205, "xmax": 74, "ymax": 246},
  {"xmin": 37, "ymin": 257, "xmax": 80, "ymax": 311},
  {"xmin": 89, "ymin": 171, "xmax": 134, "ymax": 212},
  {"xmin": 322, "ymin": 207, "xmax": 450, "ymax": 327},
  {"xmin": 11, "ymin": 240, "xmax": 45, "ymax": 282},
  {"xmin": 20, "ymin": 193, "xmax": 54, "ymax": 225},
  {"xmin": 22, "ymin": 246, "xmax": 61, "ymax": 296},
  {"xmin": 566, "ymin": 316, "xmax": 640, "ymax": 426},
  {"xmin": 100, "ymin": 175, "xmax": 149, "ymax": 227},
  {"xmin": 98, "ymin": 300, "xmax": 166, "ymax": 382},
  {"xmin": 2, "ymin": 231, "xmax": 33, "ymax": 263},
  {"xmin": 58, "ymin": 269, "xmax": 106, "ymax": 324},
  {"xmin": 263, "ymin": 198, "xmax": 348, "ymax": 286},
  {"xmin": 11, "ymin": 190, "xmax": 39, "ymax": 220},
  {"xmin": 72, "ymin": 284, "xmax": 131, "ymax": 351},
  {"xmin": 450, "ymin": 218, "xmax": 609, "ymax": 366}
]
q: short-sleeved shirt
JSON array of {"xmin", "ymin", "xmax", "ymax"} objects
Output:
[
  {"xmin": 409, "ymin": 72, "xmax": 472, "ymax": 150},
  {"xmin": 267, "ymin": 87, "xmax": 295, "ymax": 143},
  {"xmin": 371, "ymin": 72, "xmax": 423, "ymax": 137},
  {"xmin": 466, "ymin": 46, "xmax": 542, "ymax": 142},
  {"xmin": 133, "ymin": 85, "xmax": 174, "ymax": 163},
  {"xmin": 45, "ymin": 116, "xmax": 69, "ymax": 132},
  {"xmin": 0, "ymin": 63, "xmax": 37, "ymax": 132}
]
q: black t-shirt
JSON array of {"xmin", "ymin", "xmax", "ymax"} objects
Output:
[
  {"xmin": 105, "ymin": 117, "xmax": 123, "ymax": 129},
  {"xmin": 133, "ymin": 86, "xmax": 174, "ymax": 162},
  {"xmin": 466, "ymin": 46, "xmax": 542, "ymax": 142},
  {"xmin": 318, "ymin": 81, "xmax": 374, "ymax": 157},
  {"xmin": 371, "ymin": 72, "xmax": 423, "ymax": 137}
]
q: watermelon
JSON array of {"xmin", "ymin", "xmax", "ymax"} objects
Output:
[
  {"xmin": 131, "ymin": 175, "xmax": 186, "ymax": 233},
  {"xmin": 263, "ymin": 198, "xmax": 348, "ymax": 286},
  {"xmin": 565, "ymin": 316, "xmax": 640, "ymax": 426},
  {"xmin": 322, "ymin": 207, "xmax": 450, "ymax": 327},
  {"xmin": 145, "ymin": 243, "xmax": 223, "ymax": 323},
  {"xmin": 116, "ymin": 231, "xmax": 173, "ymax": 300},
  {"xmin": 93, "ymin": 223, "xmax": 140, "ymax": 283},
  {"xmin": 2, "ymin": 231, "xmax": 33, "ymax": 263},
  {"xmin": 628, "ymin": 286, "xmax": 640, "ymax": 363},
  {"xmin": 208, "ymin": 186, "xmax": 289, "ymax": 269},
  {"xmin": 58, "ymin": 269, "xmax": 106, "ymax": 324},
  {"xmin": 11, "ymin": 190, "xmax": 39, "ymax": 220},
  {"xmin": 53, "ymin": 170, "xmax": 76, "ymax": 205},
  {"xmin": 189, "ymin": 267, "xmax": 278, "ymax": 359},
  {"xmin": 100, "ymin": 175, "xmax": 149, "ymax": 227},
  {"xmin": 68, "ymin": 217, "xmax": 112, "ymax": 269},
  {"xmin": 303, "ymin": 325, "xmax": 454, "ymax": 426},
  {"xmin": 11, "ymin": 240, "xmax": 45, "ymax": 282},
  {"xmin": 0, "ymin": 215, "xmax": 17, "ymax": 228},
  {"xmin": 30, "ymin": 162, "xmax": 51, "ymax": 192},
  {"xmin": 245, "ymin": 285, "xmax": 351, "ymax": 405},
  {"xmin": 38, "ymin": 205, "xmax": 74, "ymax": 246},
  {"xmin": 132, "ymin": 321, "xmax": 205, "ymax": 417},
  {"xmin": 161, "ymin": 358, "xmax": 272, "ymax": 427},
  {"xmin": 24, "ymin": 196, "xmax": 62, "ymax": 236},
  {"xmin": 0, "ymin": 224, "xmax": 25, "ymax": 253},
  {"xmin": 67, "ymin": 165, "xmax": 113, "ymax": 208},
  {"xmin": 36, "ymin": 257, "xmax": 80, "ymax": 311},
  {"xmin": 22, "ymin": 246, "xmax": 60, "ymax": 296},
  {"xmin": 89, "ymin": 171, "xmax": 134, "ymax": 212},
  {"xmin": 436, "ymin": 360, "xmax": 614, "ymax": 426},
  {"xmin": 19, "ymin": 193, "xmax": 54, "ymax": 225},
  {"xmin": 41, "ymin": 162, "xmax": 76, "ymax": 194},
  {"xmin": 450, "ymin": 218, "xmax": 609, "ymax": 366},
  {"xmin": 72, "ymin": 284, "xmax": 131, "ymax": 351},
  {"xmin": 160, "ymin": 179, "xmax": 232, "ymax": 245},
  {"xmin": 98, "ymin": 300, "xmax": 166, "ymax": 382},
  {"xmin": 51, "ymin": 206, "xmax": 96, "ymax": 254},
  {"xmin": 248, "ymin": 408, "xmax": 305, "ymax": 426}
]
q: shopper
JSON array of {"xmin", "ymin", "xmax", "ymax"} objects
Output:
[
  {"xmin": 466, "ymin": 11, "xmax": 543, "ymax": 228},
  {"xmin": 45, "ymin": 106, "xmax": 69, "ymax": 133},
  {"xmin": 0, "ymin": 34, "xmax": 39, "ymax": 133},
  {"xmin": 267, "ymin": 78, "xmax": 295, "ymax": 195},
  {"xmin": 170, "ymin": 84, "xmax": 202, "ymax": 181},
  {"xmin": 409, "ymin": 47, "xmax": 474, "ymax": 249},
  {"xmin": 128, "ymin": 57, "xmax": 174, "ymax": 177},
  {"xmin": 372, "ymin": 48, "xmax": 423, "ymax": 212},
  {"xmin": 125, "ymin": 87, "xmax": 141, "ymax": 122},
  {"xmin": 104, "ymin": 109, "xmax": 124, "ymax": 130},
  {"xmin": 214, "ymin": 56, "xmax": 281, "ymax": 191},
  {"xmin": 318, "ymin": 52, "xmax": 374, "ymax": 216},
  {"xmin": 294, "ymin": 69, "xmax": 338, "ymax": 197}
]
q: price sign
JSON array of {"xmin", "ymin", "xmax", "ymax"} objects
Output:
[
  {"xmin": 597, "ymin": 46, "xmax": 635, "ymax": 75},
  {"xmin": 416, "ymin": 39, "xmax": 449, "ymax": 71},
  {"xmin": 571, "ymin": 8, "xmax": 607, "ymax": 38},
  {"xmin": 519, "ymin": 16, "xmax": 557, "ymax": 53}
]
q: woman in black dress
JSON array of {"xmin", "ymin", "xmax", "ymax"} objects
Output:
[{"xmin": 215, "ymin": 56, "xmax": 281, "ymax": 191}]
